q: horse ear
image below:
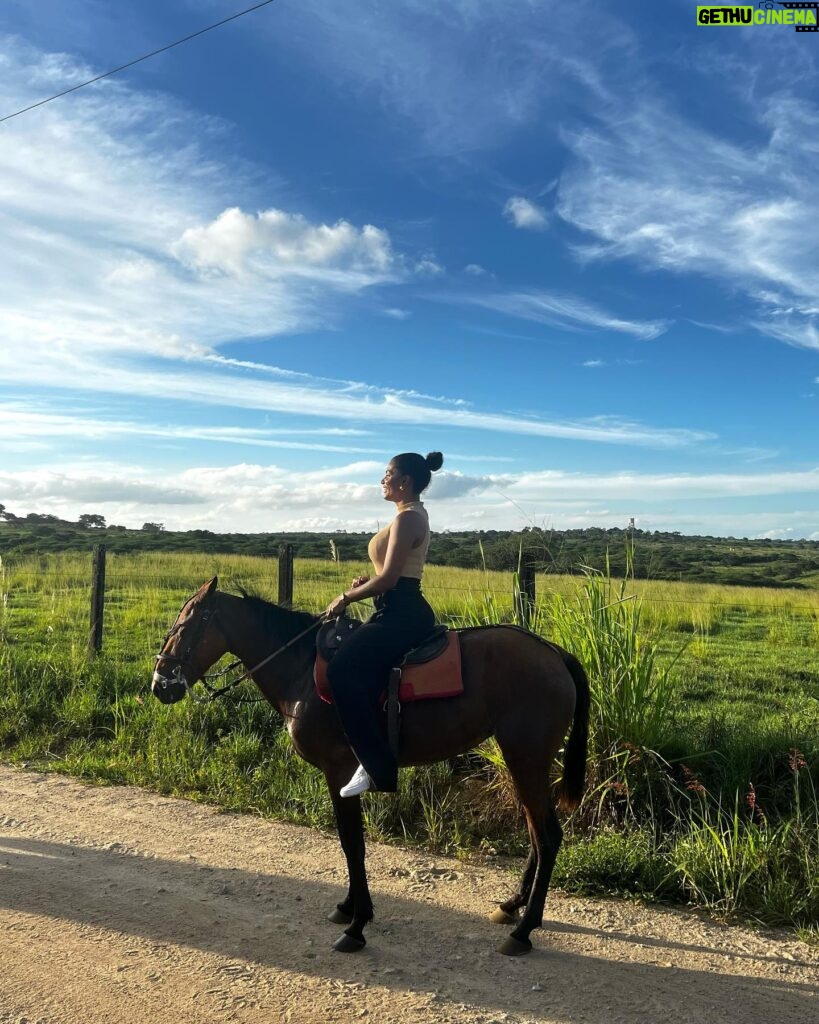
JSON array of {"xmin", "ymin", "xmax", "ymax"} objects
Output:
[{"xmin": 202, "ymin": 575, "xmax": 218, "ymax": 595}]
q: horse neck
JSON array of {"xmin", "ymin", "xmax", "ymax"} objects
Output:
[{"xmin": 215, "ymin": 592, "xmax": 316, "ymax": 709}]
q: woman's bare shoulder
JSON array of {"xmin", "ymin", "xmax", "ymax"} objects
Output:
[{"xmin": 395, "ymin": 507, "xmax": 427, "ymax": 524}]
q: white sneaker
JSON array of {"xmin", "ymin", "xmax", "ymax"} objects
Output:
[{"xmin": 340, "ymin": 764, "xmax": 371, "ymax": 798}]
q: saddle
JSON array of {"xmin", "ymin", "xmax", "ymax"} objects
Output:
[{"xmin": 314, "ymin": 615, "xmax": 463, "ymax": 758}]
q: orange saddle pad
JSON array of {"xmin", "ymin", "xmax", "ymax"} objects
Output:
[{"xmin": 315, "ymin": 630, "xmax": 463, "ymax": 705}]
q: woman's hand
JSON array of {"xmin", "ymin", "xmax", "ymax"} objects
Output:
[
  {"xmin": 350, "ymin": 575, "xmax": 369, "ymax": 588},
  {"xmin": 324, "ymin": 594, "xmax": 348, "ymax": 618}
]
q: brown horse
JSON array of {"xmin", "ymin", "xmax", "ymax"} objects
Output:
[{"xmin": 151, "ymin": 577, "xmax": 590, "ymax": 956}]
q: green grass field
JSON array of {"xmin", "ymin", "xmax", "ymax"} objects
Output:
[{"xmin": 1, "ymin": 551, "xmax": 818, "ymax": 935}]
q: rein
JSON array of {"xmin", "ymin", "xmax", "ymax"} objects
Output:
[{"xmin": 191, "ymin": 618, "xmax": 323, "ymax": 706}]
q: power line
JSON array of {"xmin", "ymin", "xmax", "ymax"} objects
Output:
[{"xmin": 0, "ymin": 0, "xmax": 278, "ymax": 126}]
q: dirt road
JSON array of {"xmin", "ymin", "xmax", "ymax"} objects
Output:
[{"xmin": 0, "ymin": 765, "xmax": 816, "ymax": 1024}]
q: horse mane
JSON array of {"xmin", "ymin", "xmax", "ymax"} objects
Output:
[{"xmin": 234, "ymin": 587, "xmax": 320, "ymax": 652}]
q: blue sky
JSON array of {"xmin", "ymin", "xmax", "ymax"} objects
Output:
[{"xmin": 1, "ymin": 0, "xmax": 818, "ymax": 538}]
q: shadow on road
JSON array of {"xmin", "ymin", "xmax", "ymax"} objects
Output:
[{"xmin": 1, "ymin": 834, "xmax": 816, "ymax": 1023}]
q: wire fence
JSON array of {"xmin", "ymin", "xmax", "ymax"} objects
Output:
[
  {"xmin": 5, "ymin": 572, "xmax": 819, "ymax": 607},
  {"xmin": 2, "ymin": 545, "xmax": 819, "ymax": 660}
]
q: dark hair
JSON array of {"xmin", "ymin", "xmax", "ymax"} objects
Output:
[{"xmin": 392, "ymin": 451, "xmax": 444, "ymax": 494}]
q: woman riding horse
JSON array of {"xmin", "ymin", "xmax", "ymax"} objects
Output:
[
  {"xmin": 152, "ymin": 461, "xmax": 589, "ymax": 955},
  {"xmin": 324, "ymin": 450, "xmax": 443, "ymax": 798}
]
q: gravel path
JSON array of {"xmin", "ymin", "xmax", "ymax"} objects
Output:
[{"xmin": 1, "ymin": 765, "xmax": 817, "ymax": 1023}]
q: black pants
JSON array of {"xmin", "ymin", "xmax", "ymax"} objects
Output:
[{"xmin": 326, "ymin": 577, "xmax": 435, "ymax": 791}]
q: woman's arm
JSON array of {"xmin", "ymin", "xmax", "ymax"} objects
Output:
[{"xmin": 324, "ymin": 512, "xmax": 425, "ymax": 616}]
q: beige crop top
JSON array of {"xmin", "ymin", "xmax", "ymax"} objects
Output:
[{"xmin": 367, "ymin": 500, "xmax": 430, "ymax": 580}]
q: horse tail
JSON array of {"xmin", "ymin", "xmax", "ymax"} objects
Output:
[{"xmin": 553, "ymin": 650, "xmax": 590, "ymax": 812}]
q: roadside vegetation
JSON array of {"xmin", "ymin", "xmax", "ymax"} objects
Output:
[{"xmin": 1, "ymin": 545, "xmax": 818, "ymax": 936}]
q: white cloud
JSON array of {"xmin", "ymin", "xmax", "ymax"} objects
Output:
[
  {"xmin": 556, "ymin": 92, "xmax": 819, "ymax": 349},
  {"xmin": 414, "ymin": 257, "xmax": 444, "ymax": 276},
  {"xmin": 0, "ymin": 349, "xmax": 709, "ymax": 448},
  {"xmin": 686, "ymin": 320, "xmax": 737, "ymax": 335},
  {"xmin": 0, "ymin": 38, "xmax": 407, "ymax": 369},
  {"xmin": 4, "ymin": 461, "xmax": 819, "ymax": 537},
  {"xmin": 752, "ymin": 318, "xmax": 819, "ymax": 351},
  {"xmin": 464, "ymin": 263, "xmax": 487, "ymax": 276},
  {"xmin": 583, "ymin": 359, "xmax": 605, "ymax": 368},
  {"xmin": 261, "ymin": 1, "xmax": 633, "ymax": 154},
  {"xmin": 0, "ymin": 468, "xmax": 205, "ymax": 508},
  {"xmin": 0, "ymin": 407, "xmax": 381, "ymax": 455},
  {"xmin": 425, "ymin": 471, "xmax": 491, "ymax": 500},
  {"xmin": 458, "ymin": 290, "xmax": 669, "ymax": 340},
  {"xmin": 504, "ymin": 196, "xmax": 548, "ymax": 231},
  {"xmin": 383, "ymin": 307, "xmax": 412, "ymax": 319},
  {"xmin": 172, "ymin": 207, "xmax": 394, "ymax": 279},
  {"xmin": 504, "ymin": 467, "xmax": 819, "ymax": 501}
]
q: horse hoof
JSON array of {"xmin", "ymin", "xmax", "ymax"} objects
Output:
[
  {"xmin": 333, "ymin": 932, "xmax": 366, "ymax": 953},
  {"xmin": 489, "ymin": 908, "xmax": 518, "ymax": 926},
  {"xmin": 328, "ymin": 907, "xmax": 354, "ymax": 925},
  {"xmin": 497, "ymin": 935, "xmax": 532, "ymax": 957}
]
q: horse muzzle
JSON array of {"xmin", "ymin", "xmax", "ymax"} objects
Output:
[{"xmin": 151, "ymin": 669, "xmax": 188, "ymax": 704}]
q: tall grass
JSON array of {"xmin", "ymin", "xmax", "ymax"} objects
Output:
[
  {"xmin": 669, "ymin": 762, "xmax": 819, "ymax": 925},
  {"xmin": 548, "ymin": 556, "xmax": 679, "ymax": 756}
]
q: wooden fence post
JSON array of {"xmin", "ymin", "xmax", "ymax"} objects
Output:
[
  {"xmin": 514, "ymin": 550, "xmax": 537, "ymax": 630},
  {"xmin": 278, "ymin": 543, "xmax": 294, "ymax": 607},
  {"xmin": 89, "ymin": 544, "xmax": 106, "ymax": 656}
]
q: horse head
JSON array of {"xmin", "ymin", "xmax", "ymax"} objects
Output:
[{"xmin": 151, "ymin": 576, "xmax": 227, "ymax": 704}]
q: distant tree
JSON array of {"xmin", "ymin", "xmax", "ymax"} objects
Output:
[
  {"xmin": 78, "ymin": 513, "xmax": 106, "ymax": 529},
  {"xmin": 26, "ymin": 512, "xmax": 59, "ymax": 523},
  {"xmin": 0, "ymin": 503, "xmax": 14, "ymax": 521},
  {"xmin": 141, "ymin": 522, "xmax": 165, "ymax": 533}
]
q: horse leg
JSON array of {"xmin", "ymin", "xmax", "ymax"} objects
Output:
[
  {"xmin": 494, "ymin": 749, "xmax": 563, "ymax": 956},
  {"xmin": 326, "ymin": 780, "xmax": 357, "ymax": 924},
  {"xmin": 502, "ymin": 800, "xmax": 562, "ymax": 956},
  {"xmin": 328, "ymin": 788, "xmax": 374, "ymax": 952},
  {"xmin": 327, "ymin": 830, "xmax": 354, "ymax": 926},
  {"xmin": 489, "ymin": 840, "xmax": 536, "ymax": 925}
]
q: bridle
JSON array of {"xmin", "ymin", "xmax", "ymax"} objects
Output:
[
  {"xmin": 153, "ymin": 591, "xmax": 323, "ymax": 706},
  {"xmin": 156, "ymin": 602, "xmax": 221, "ymax": 676}
]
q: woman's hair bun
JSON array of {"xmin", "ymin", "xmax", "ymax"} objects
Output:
[{"xmin": 425, "ymin": 451, "xmax": 444, "ymax": 472}]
